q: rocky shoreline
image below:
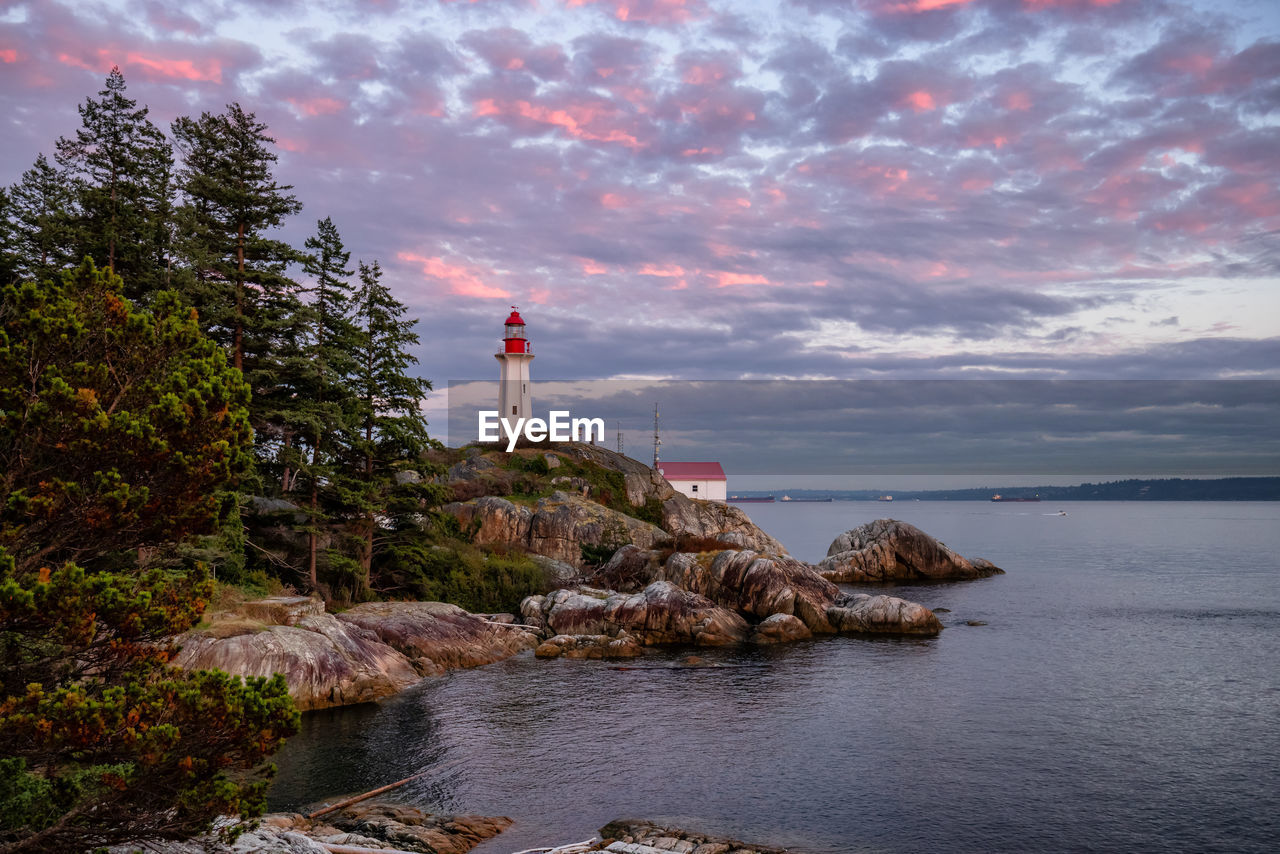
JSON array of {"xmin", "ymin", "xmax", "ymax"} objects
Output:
[{"xmin": 118, "ymin": 804, "xmax": 795, "ymax": 853}]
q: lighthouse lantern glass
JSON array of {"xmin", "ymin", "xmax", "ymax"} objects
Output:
[{"xmin": 505, "ymin": 323, "xmax": 524, "ymax": 339}]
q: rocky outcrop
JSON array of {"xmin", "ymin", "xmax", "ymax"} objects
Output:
[
  {"xmin": 441, "ymin": 491, "xmax": 671, "ymax": 567},
  {"xmin": 597, "ymin": 819, "xmax": 789, "ymax": 854},
  {"xmin": 662, "ymin": 493, "xmax": 788, "ymax": 554},
  {"xmin": 598, "ymin": 546, "xmax": 843, "ymax": 634},
  {"xmin": 338, "ymin": 601, "xmax": 539, "ymax": 670},
  {"xmin": 521, "ymin": 582, "xmax": 751, "ymax": 647},
  {"xmin": 112, "ymin": 802, "xmax": 511, "ymax": 854},
  {"xmin": 535, "ymin": 632, "xmax": 644, "ymax": 659},
  {"xmin": 818, "ymin": 518, "xmax": 1005, "ymax": 583},
  {"xmin": 175, "ymin": 599, "xmax": 537, "ymax": 711},
  {"xmin": 826, "ymin": 592, "xmax": 943, "ymax": 635}
]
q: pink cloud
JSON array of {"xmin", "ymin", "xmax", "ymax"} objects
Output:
[
  {"xmin": 711, "ymin": 271, "xmax": 772, "ymax": 287},
  {"xmin": 0, "ymin": 49, "xmax": 17, "ymax": 64},
  {"xmin": 579, "ymin": 258, "xmax": 609, "ymax": 275},
  {"xmin": 566, "ymin": 0, "xmax": 705, "ymax": 25},
  {"xmin": 904, "ymin": 90, "xmax": 937, "ymax": 111},
  {"xmin": 472, "ymin": 96, "xmax": 643, "ymax": 149},
  {"xmin": 57, "ymin": 48, "xmax": 222, "ymax": 82},
  {"xmin": 639, "ymin": 263, "xmax": 686, "ymax": 277},
  {"xmin": 288, "ymin": 96, "xmax": 345, "ymax": 117},
  {"xmin": 398, "ymin": 251, "xmax": 511, "ymax": 299},
  {"xmin": 871, "ymin": 0, "xmax": 974, "ymax": 14}
]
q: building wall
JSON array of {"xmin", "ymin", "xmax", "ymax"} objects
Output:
[
  {"xmin": 668, "ymin": 478, "xmax": 727, "ymax": 502},
  {"xmin": 496, "ymin": 353, "xmax": 533, "ymax": 420}
]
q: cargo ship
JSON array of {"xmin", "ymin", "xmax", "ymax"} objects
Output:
[
  {"xmin": 991, "ymin": 494, "xmax": 1040, "ymax": 502},
  {"xmin": 780, "ymin": 495, "xmax": 834, "ymax": 503},
  {"xmin": 728, "ymin": 495, "xmax": 775, "ymax": 503}
]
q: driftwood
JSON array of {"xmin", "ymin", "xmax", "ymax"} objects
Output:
[
  {"xmin": 306, "ymin": 771, "xmax": 429, "ymax": 819},
  {"xmin": 510, "ymin": 838, "xmax": 599, "ymax": 854}
]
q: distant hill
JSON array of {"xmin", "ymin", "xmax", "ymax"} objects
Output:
[{"xmin": 747, "ymin": 478, "xmax": 1280, "ymax": 502}]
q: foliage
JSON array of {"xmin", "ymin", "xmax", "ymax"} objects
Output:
[
  {"xmin": 55, "ymin": 67, "xmax": 174, "ymax": 303},
  {"xmin": 377, "ymin": 533, "xmax": 547, "ymax": 613},
  {"xmin": 6, "ymin": 155, "xmax": 78, "ymax": 284},
  {"xmin": 0, "ymin": 261, "xmax": 298, "ymax": 852},
  {"xmin": 0, "ymin": 260, "xmax": 253, "ymax": 573}
]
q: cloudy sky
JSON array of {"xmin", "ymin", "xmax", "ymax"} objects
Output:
[{"xmin": 3, "ymin": 0, "xmax": 1278, "ymax": 473}]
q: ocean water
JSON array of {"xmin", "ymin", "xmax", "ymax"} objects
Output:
[{"xmin": 268, "ymin": 502, "xmax": 1280, "ymax": 853}]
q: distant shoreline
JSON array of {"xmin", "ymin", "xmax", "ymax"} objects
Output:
[{"xmin": 730, "ymin": 477, "xmax": 1280, "ymax": 502}]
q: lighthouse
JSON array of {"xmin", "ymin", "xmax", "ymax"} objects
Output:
[{"xmin": 495, "ymin": 307, "xmax": 533, "ymax": 421}]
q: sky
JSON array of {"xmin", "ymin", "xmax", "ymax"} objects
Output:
[{"xmin": 3, "ymin": 0, "xmax": 1278, "ymax": 478}]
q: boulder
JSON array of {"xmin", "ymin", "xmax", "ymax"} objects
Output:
[
  {"xmin": 818, "ymin": 518, "xmax": 1005, "ymax": 582},
  {"xmin": 175, "ymin": 599, "xmax": 536, "ymax": 711},
  {"xmin": 522, "ymin": 582, "xmax": 751, "ymax": 647},
  {"xmin": 173, "ymin": 613, "xmax": 421, "ymax": 712},
  {"xmin": 661, "ymin": 494, "xmax": 787, "ymax": 554},
  {"xmin": 598, "ymin": 820, "xmax": 789, "ymax": 854},
  {"xmin": 338, "ymin": 600, "xmax": 538, "ymax": 671},
  {"xmin": 599, "ymin": 547, "xmax": 841, "ymax": 634},
  {"xmin": 752, "ymin": 613, "xmax": 812, "ymax": 645},
  {"xmin": 535, "ymin": 632, "xmax": 644, "ymax": 659},
  {"xmin": 826, "ymin": 592, "xmax": 943, "ymax": 635},
  {"xmin": 441, "ymin": 491, "xmax": 671, "ymax": 567}
]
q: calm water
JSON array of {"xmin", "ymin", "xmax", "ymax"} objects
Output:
[{"xmin": 269, "ymin": 502, "xmax": 1280, "ymax": 853}]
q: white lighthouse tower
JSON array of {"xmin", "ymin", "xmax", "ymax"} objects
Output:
[{"xmin": 495, "ymin": 307, "xmax": 533, "ymax": 421}]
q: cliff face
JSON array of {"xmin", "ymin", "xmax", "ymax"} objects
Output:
[{"xmin": 174, "ymin": 597, "xmax": 536, "ymax": 711}]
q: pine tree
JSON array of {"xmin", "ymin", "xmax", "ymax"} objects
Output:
[
  {"xmin": 0, "ymin": 188, "xmax": 14, "ymax": 285},
  {"xmin": 350, "ymin": 260, "xmax": 441, "ymax": 594},
  {"xmin": 171, "ymin": 103, "xmax": 302, "ymax": 376},
  {"xmin": 55, "ymin": 67, "xmax": 174, "ymax": 303},
  {"xmin": 0, "ymin": 260, "xmax": 297, "ymax": 852},
  {"xmin": 7, "ymin": 154, "xmax": 78, "ymax": 282},
  {"xmin": 295, "ymin": 217, "xmax": 360, "ymax": 590}
]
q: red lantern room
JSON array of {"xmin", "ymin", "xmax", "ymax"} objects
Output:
[{"xmin": 503, "ymin": 307, "xmax": 529, "ymax": 353}]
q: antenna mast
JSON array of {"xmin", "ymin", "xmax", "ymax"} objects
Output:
[
  {"xmin": 616, "ymin": 421, "xmax": 624, "ymax": 455},
  {"xmin": 652, "ymin": 404, "xmax": 661, "ymax": 469}
]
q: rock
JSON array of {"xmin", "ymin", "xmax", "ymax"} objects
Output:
[
  {"xmin": 752, "ymin": 613, "xmax": 812, "ymax": 644},
  {"xmin": 601, "ymin": 547, "xmax": 841, "ymax": 634},
  {"xmin": 826, "ymin": 593, "xmax": 942, "ymax": 636},
  {"xmin": 535, "ymin": 632, "xmax": 644, "ymax": 659},
  {"xmin": 394, "ymin": 469, "xmax": 422, "ymax": 485},
  {"xmin": 236, "ymin": 595, "xmax": 324, "ymax": 626},
  {"xmin": 522, "ymin": 582, "xmax": 751, "ymax": 647},
  {"xmin": 338, "ymin": 600, "xmax": 537, "ymax": 671},
  {"xmin": 529, "ymin": 553, "xmax": 580, "ymax": 582},
  {"xmin": 596, "ymin": 820, "xmax": 788, "ymax": 854},
  {"xmin": 966, "ymin": 620, "xmax": 988, "ymax": 626},
  {"xmin": 442, "ymin": 491, "xmax": 671, "ymax": 567},
  {"xmin": 446, "ymin": 453, "xmax": 499, "ymax": 482},
  {"xmin": 175, "ymin": 599, "xmax": 536, "ymax": 711},
  {"xmin": 818, "ymin": 518, "xmax": 1004, "ymax": 582},
  {"xmin": 174, "ymin": 613, "xmax": 421, "ymax": 711},
  {"xmin": 661, "ymin": 494, "xmax": 787, "ymax": 554},
  {"xmin": 544, "ymin": 452, "xmax": 562, "ymax": 468},
  {"xmin": 116, "ymin": 802, "xmax": 511, "ymax": 854}
]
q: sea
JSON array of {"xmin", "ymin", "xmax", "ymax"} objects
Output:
[{"xmin": 268, "ymin": 501, "xmax": 1280, "ymax": 853}]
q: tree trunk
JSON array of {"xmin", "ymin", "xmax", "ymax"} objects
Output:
[
  {"xmin": 308, "ymin": 480, "xmax": 319, "ymax": 591},
  {"xmin": 234, "ymin": 221, "xmax": 245, "ymax": 371}
]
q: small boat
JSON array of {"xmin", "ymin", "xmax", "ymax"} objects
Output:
[
  {"xmin": 991, "ymin": 494, "xmax": 1040, "ymax": 502},
  {"xmin": 877, "ymin": 495, "xmax": 893, "ymax": 502}
]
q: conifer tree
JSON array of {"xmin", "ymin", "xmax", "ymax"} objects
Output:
[
  {"xmin": 7, "ymin": 154, "xmax": 78, "ymax": 282},
  {"xmin": 0, "ymin": 188, "xmax": 14, "ymax": 285},
  {"xmin": 350, "ymin": 260, "xmax": 441, "ymax": 593},
  {"xmin": 171, "ymin": 103, "xmax": 302, "ymax": 376},
  {"xmin": 0, "ymin": 260, "xmax": 297, "ymax": 852},
  {"xmin": 295, "ymin": 217, "xmax": 360, "ymax": 590},
  {"xmin": 55, "ymin": 68, "xmax": 174, "ymax": 302}
]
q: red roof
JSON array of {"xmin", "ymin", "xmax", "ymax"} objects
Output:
[
  {"xmin": 504, "ymin": 308, "xmax": 525, "ymax": 326},
  {"xmin": 657, "ymin": 461, "xmax": 726, "ymax": 481}
]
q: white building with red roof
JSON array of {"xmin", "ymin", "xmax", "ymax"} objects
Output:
[{"xmin": 657, "ymin": 461, "xmax": 727, "ymax": 502}]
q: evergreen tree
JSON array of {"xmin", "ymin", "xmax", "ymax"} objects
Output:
[
  {"xmin": 350, "ymin": 260, "xmax": 441, "ymax": 594},
  {"xmin": 295, "ymin": 217, "xmax": 360, "ymax": 590},
  {"xmin": 171, "ymin": 103, "xmax": 302, "ymax": 376},
  {"xmin": 7, "ymin": 154, "xmax": 78, "ymax": 282},
  {"xmin": 0, "ymin": 188, "xmax": 14, "ymax": 285},
  {"xmin": 0, "ymin": 260, "xmax": 297, "ymax": 852},
  {"xmin": 55, "ymin": 68, "xmax": 174, "ymax": 303}
]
